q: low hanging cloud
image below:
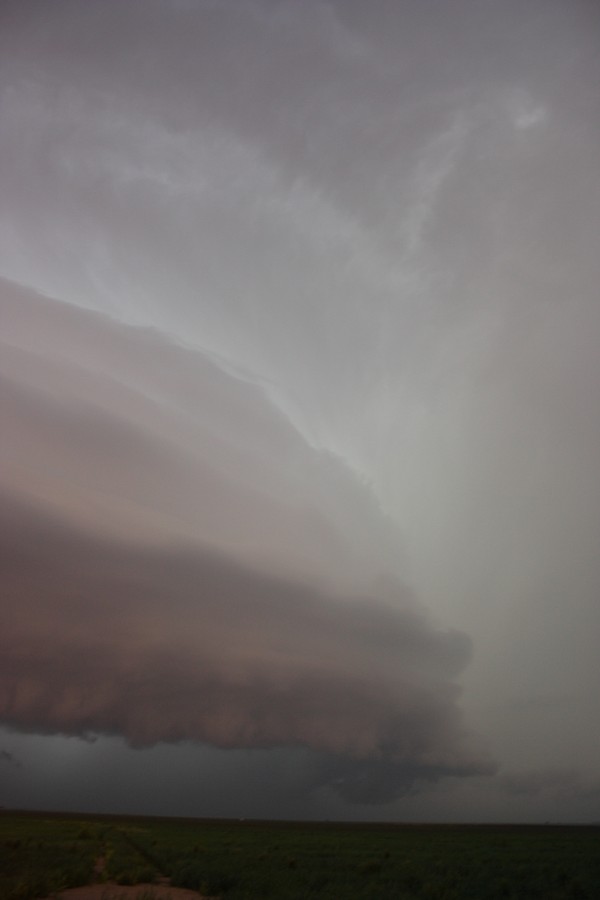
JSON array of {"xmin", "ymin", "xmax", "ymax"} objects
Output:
[
  {"xmin": 0, "ymin": 278, "xmax": 491, "ymax": 802},
  {"xmin": 0, "ymin": 492, "xmax": 490, "ymax": 801},
  {"xmin": 0, "ymin": 493, "xmax": 477, "ymax": 758}
]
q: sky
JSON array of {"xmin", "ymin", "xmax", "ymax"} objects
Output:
[{"xmin": 1, "ymin": 0, "xmax": 600, "ymax": 823}]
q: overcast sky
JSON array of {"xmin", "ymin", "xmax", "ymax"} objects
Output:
[{"xmin": 1, "ymin": 0, "xmax": 600, "ymax": 822}]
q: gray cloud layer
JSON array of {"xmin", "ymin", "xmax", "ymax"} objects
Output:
[
  {"xmin": 1, "ymin": 0, "xmax": 599, "ymax": 817},
  {"xmin": 0, "ymin": 491, "xmax": 488, "ymax": 799},
  {"xmin": 0, "ymin": 484, "xmax": 465, "ymax": 752},
  {"xmin": 0, "ymin": 278, "xmax": 490, "ymax": 802}
]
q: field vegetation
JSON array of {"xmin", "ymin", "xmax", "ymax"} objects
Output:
[{"xmin": 1, "ymin": 810, "xmax": 599, "ymax": 899}]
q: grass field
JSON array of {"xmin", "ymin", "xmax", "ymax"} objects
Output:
[{"xmin": 1, "ymin": 810, "xmax": 599, "ymax": 899}]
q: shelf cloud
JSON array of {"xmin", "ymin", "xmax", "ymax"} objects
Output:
[{"xmin": 0, "ymin": 279, "xmax": 491, "ymax": 802}]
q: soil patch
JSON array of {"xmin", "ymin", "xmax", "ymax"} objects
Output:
[{"xmin": 39, "ymin": 884, "xmax": 206, "ymax": 899}]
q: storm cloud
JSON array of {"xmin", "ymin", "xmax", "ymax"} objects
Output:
[
  {"xmin": 0, "ymin": 492, "xmax": 485, "ymax": 791},
  {"xmin": 1, "ymin": 0, "xmax": 600, "ymax": 818},
  {"xmin": 0, "ymin": 277, "xmax": 490, "ymax": 802}
]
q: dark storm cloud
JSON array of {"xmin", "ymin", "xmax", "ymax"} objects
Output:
[
  {"xmin": 0, "ymin": 494, "xmax": 490, "ymax": 798},
  {"xmin": 308, "ymin": 755, "xmax": 474, "ymax": 805},
  {"xmin": 0, "ymin": 278, "xmax": 491, "ymax": 801}
]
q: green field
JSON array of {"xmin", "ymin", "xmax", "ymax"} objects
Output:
[{"xmin": 1, "ymin": 810, "xmax": 599, "ymax": 899}]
